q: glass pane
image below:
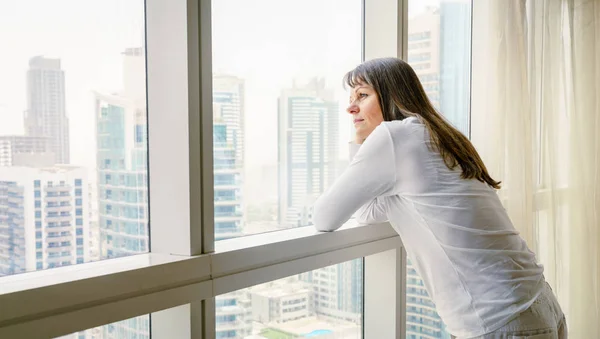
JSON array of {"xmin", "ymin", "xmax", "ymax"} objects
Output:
[
  {"xmin": 408, "ymin": 0, "xmax": 471, "ymax": 136},
  {"xmin": 58, "ymin": 313, "xmax": 152, "ymax": 339},
  {"xmin": 0, "ymin": 1, "xmax": 147, "ymax": 277},
  {"xmin": 406, "ymin": 0, "xmax": 472, "ymax": 338},
  {"xmin": 216, "ymin": 258, "xmax": 363, "ymax": 338},
  {"xmin": 211, "ymin": 0, "xmax": 362, "ymax": 240}
]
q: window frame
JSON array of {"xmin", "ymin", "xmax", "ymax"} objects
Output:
[{"xmin": 0, "ymin": 0, "xmax": 408, "ymax": 338}]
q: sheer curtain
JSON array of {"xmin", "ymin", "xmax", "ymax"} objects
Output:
[{"xmin": 471, "ymin": 0, "xmax": 599, "ymax": 337}]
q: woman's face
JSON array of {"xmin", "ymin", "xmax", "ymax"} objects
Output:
[{"xmin": 347, "ymin": 83, "xmax": 384, "ymax": 143}]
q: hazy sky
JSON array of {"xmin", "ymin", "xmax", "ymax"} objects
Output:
[
  {"xmin": 0, "ymin": 0, "xmax": 144, "ymax": 168},
  {"xmin": 0, "ymin": 0, "xmax": 441, "ymax": 172}
]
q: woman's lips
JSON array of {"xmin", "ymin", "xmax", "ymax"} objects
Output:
[{"xmin": 353, "ymin": 118, "xmax": 364, "ymax": 124}]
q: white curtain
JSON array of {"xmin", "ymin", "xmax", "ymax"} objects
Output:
[{"xmin": 471, "ymin": 0, "xmax": 599, "ymax": 337}]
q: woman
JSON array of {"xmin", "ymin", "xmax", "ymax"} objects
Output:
[{"xmin": 313, "ymin": 58, "xmax": 566, "ymax": 339}]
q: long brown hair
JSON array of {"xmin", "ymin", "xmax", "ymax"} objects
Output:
[{"xmin": 344, "ymin": 57, "xmax": 501, "ymax": 189}]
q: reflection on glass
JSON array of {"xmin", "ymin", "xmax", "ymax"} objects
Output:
[
  {"xmin": 211, "ymin": 0, "xmax": 362, "ymax": 239},
  {"xmin": 406, "ymin": 1, "xmax": 471, "ymax": 338},
  {"xmin": 216, "ymin": 259, "xmax": 363, "ymax": 339}
]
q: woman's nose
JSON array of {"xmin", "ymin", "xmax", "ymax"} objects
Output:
[{"xmin": 346, "ymin": 103, "xmax": 358, "ymax": 115}]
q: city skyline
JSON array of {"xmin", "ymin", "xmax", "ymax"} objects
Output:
[{"xmin": 0, "ymin": 1, "xmax": 468, "ymax": 338}]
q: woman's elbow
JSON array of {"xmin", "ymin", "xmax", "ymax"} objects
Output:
[
  {"xmin": 312, "ymin": 213, "xmax": 335, "ymax": 232},
  {"xmin": 312, "ymin": 205, "xmax": 340, "ymax": 232}
]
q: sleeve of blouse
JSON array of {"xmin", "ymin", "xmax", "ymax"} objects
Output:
[{"xmin": 313, "ymin": 124, "xmax": 397, "ymax": 232}]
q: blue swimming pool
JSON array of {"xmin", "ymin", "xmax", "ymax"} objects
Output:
[{"xmin": 304, "ymin": 329, "xmax": 333, "ymax": 337}]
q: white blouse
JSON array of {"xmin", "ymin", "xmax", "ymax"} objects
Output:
[{"xmin": 313, "ymin": 117, "xmax": 544, "ymax": 338}]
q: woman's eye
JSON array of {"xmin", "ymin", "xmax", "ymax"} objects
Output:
[{"xmin": 359, "ymin": 93, "xmax": 368, "ymax": 98}]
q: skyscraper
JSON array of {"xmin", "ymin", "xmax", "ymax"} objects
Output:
[
  {"xmin": 406, "ymin": 6, "xmax": 449, "ymax": 338},
  {"xmin": 213, "ymin": 75, "xmax": 245, "ymax": 240},
  {"xmin": 408, "ymin": 7, "xmax": 441, "ymax": 109},
  {"xmin": 213, "ymin": 119, "xmax": 244, "ymax": 240},
  {"xmin": 277, "ymin": 78, "xmax": 338, "ymax": 228},
  {"xmin": 213, "ymin": 75, "xmax": 245, "ymax": 168},
  {"xmin": 95, "ymin": 47, "xmax": 148, "ymax": 260},
  {"xmin": 405, "ymin": 3, "xmax": 470, "ymax": 338},
  {"xmin": 94, "ymin": 47, "xmax": 149, "ymax": 339},
  {"xmin": 276, "ymin": 79, "xmax": 361, "ymax": 323},
  {"xmin": 0, "ymin": 165, "xmax": 89, "ymax": 276},
  {"xmin": 25, "ymin": 56, "xmax": 70, "ymax": 164}
]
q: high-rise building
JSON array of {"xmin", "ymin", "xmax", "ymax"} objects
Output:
[
  {"xmin": 213, "ymin": 119, "xmax": 244, "ymax": 240},
  {"xmin": 24, "ymin": 56, "xmax": 70, "ymax": 164},
  {"xmin": 405, "ymin": 3, "xmax": 470, "ymax": 338},
  {"xmin": 407, "ymin": 7, "xmax": 448, "ymax": 339},
  {"xmin": 213, "ymin": 75, "xmax": 245, "ymax": 168},
  {"xmin": 408, "ymin": 7, "xmax": 441, "ymax": 109},
  {"xmin": 95, "ymin": 48, "xmax": 148, "ymax": 260},
  {"xmin": 299, "ymin": 260, "xmax": 362, "ymax": 323},
  {"xmin": 277, "ymin": 78, "xmax": 338, "ymax": 228},
  {"xmin": 0, "ymin": 135, "xmax": 52, "ymax": 167},
  {"xmin": 215, "ymin": 291, "xmax": 252, "ymax": 339},
  {"xmin": 406, "ymin": 265, "xmax": 451, "ymax": 339},
  {"xmin": 0, "ymin": 166, "xmax": 89, "ymax": 276},
  {"xmin": 94, "ymin": 47, "xmax": 149, "ymax": 339},
  {"xmin": 213, "ymin": 75, "xmax": 245, "ymax": 240},
  {"xmin": 212, "ymin": 76, "xmax": 248, "ymax": 338},
  {"xmin": 276, "ymin": 79, "xmax": 361, "ymax": 323}
]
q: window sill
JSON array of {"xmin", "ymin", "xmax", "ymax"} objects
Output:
[{"xmin": 0, "ymin": 220, "xmax": 399, "ymax": 337}]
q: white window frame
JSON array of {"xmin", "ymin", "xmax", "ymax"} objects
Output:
[{"xmin": 0, "ymin": 0, "xmax": 409, "ymax": 338}]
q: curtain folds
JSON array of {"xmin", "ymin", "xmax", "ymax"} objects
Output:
[{"xmin": 471, "ymin": 1, "xmax": 599, "ymax": 337}]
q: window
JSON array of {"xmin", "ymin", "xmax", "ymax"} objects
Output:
[
  {"xmin": 212, "ymin": 0, "xmax": 361, "ymax": 240},
  {"xmin": 0, "ymin": 0, "xmax": 148, "ymax": 279},
  {"xmin": 0, "ymin": 1, "xmax": 404, "ymax": 338},
  {"xmin": 216, "ymin": 259, "xmax": 363, "ymax": 338},
  {"xmin": 405, "ymin": 1, "xmax": 473, "ymax": 337}
]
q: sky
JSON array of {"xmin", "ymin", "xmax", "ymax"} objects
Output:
[
  {"xmin": 0, "ymin": 0, "xmax": 144, "ymax": 169},
  {"xmin": 0, "ymin": 0, "xmax": 444, "ymax": 172}
]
